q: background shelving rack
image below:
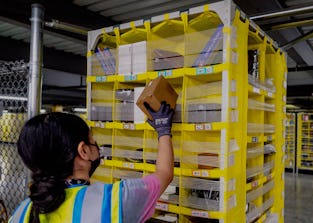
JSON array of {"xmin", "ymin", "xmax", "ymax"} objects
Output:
[
  {"xmin": 86, "ymin": 0, "xmax": 286, "ymax": 222},
  {"xmin": 284, "ymin": 113, "xmax": 296, "ymax": 173},
  {"xmin": 296, "ymin": 113, "xmax": 313, "ymax": 173}
]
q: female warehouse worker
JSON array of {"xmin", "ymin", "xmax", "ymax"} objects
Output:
[{"xmin": 9, "ymin": 102, "xmax": 174, "ymax": 223}]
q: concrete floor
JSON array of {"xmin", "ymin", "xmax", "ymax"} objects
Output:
[{"xmin": 284, "ymin": 172, "xmax": 313, "ymax": 223}]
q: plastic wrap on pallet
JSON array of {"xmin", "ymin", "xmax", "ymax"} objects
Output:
[
  {"xmin": 247, "ymin": 146, "xmax": 264, "ymax": 159},
  {"xmin": 113, "ymin": 148, "xmax": 143, "ymax": 162},
  {"xmin": 153, "ymin": 48, "xmax": 184, "ymax": 71},
  {"xmin": 192, "ymin": 25, "xmax": 223, "ymax": 67},
  {"xmin": 181, "ymin": 176, "xmax": 220, "ymax": 191},
  {"xmin": 248, "ymin": 99, "xmax": 275, "ymax": 112},
  {"xmin": 264, "ymin": 212, "xmax": 278, "ymax": 223},
  {"xmin": 91, "ymin": 89, "xmax": 113, "ymax": 100},
  {"xmin": 181, "ymin": 154, "xmax": 219, "ymax": 169},
  {"xmin": 180, "ymin": 194, "xmax": 219, "ymax": 211},
  {"xmin": 262, "ymin": 196, "xmax": 274, "ymax": 213},
  {"xmin": 115, "ymin": 102, "xmax": 134, "ymax": 122},
  {"xmin": 263, "ymin": 160, "xmax": 274, "ymax": 176},
  {"xmin": 246, "ymin": 202, "xmax": 260, "ymax": 223},
  {"xmin": 114, "ymin": 135, "xmax": 143, "ymax": 148},
  {"xmin": 247, "ymin": 123, "xmax": 275, "ymax": 133},
  {"xmin": 246, "ymin": 165, "xmax": 263, "ymax": 180},
  {"xmin": 248, "ymin": 76, "xmax": 276, "ymax": 93},
  {"xmin": 186, "ymin": 81, "xmax": 222, "ymax": 100},
  {"xmin": 91, "ymin": 47, "xmax": 116, "ymax": 75},
  {"xmin": 115, "ymin": 89, "xmax": 134, "ymax": 101},
  {"xmin": 90, "ymin": 103, "xmax": 112, "ymax": 121},
  {"xmin": 246, "ymin": 180, "xmax": 274, "ymax": 203},
  {"xmin": 182, "ymin": 141, "xmax": 220, "ymax": 153}
]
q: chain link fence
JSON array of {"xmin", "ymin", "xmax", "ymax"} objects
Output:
[{"xmin": 0, "ymin": 60, "xmax": 28, "ymax": 218}]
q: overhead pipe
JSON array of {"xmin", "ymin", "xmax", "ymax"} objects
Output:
[
  {"xmin": 45, "ymin": 19, "xmax": 89, "ymax": 36},
  {"xmin": 250, "ymin": 5, "xmax": 313, "ymax": 20},
  {"xmin": 28, "ymin": 4, "xmax": 44, "ymax": 119}
]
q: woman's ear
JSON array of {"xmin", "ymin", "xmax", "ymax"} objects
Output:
[{"xmin": 77, "ymin": 141, "xmax": 91, "ymax": 161}]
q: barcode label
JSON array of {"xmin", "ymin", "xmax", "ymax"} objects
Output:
[
  {"xmin": 123, "ymin": 123, "xmax": 135, "ymax": 130},
  {"xmin": 96, "ymin": 76, "xmax": 106, "ymax": 82},
  {"xmin": 195, "ymin": 124, "xmax": 212, "ymax": 131},
  {"xmin": 192, "ymin": 170, "xmax": 201, "ymax": 177},
  {"xmin": 191, "ymin": 210, "xmax": 209, "ymax": 218},
  {"xmin": 253, "ymin": 87, "xmax": 260, "ymax": 94},
  {"xmin": 95, "ymin": 122, "xmax": 105, "ymax": 128},
  {"xmin": 123, "ymin": 162, "xmax": 134, "ymax": 169},
  {"xmin": 156, "ymin": 202, "xmax": 169, "ymax": 211}
]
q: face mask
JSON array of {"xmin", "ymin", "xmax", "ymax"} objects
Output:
[
  {"xmin": 88, "ymin": 142, "xmax": 103, "ymax": 177},
  {"xmin": 89, "ymin": 157, "xmax": 101, "ymax": 177}
]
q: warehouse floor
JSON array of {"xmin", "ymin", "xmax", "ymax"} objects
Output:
[{"xmin": 285, "ymin": 172, "xmax": 313, "ymax": 223}]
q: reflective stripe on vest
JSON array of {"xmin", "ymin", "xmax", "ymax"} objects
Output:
[
  {"xmin": 8, "ymin": 198, "xmax": 31, "ymax": 223},
  {"xmin": 79, "ymin": 181, "xmax": 122, "ymax": 223},
  {"xmin": 9, "ymin": 182, "xmax": 123, "ymax": 223}
]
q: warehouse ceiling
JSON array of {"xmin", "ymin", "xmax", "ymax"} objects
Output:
[{"xmin": 0, "ymin": 0, "xmax": 313, "ymax": 109}]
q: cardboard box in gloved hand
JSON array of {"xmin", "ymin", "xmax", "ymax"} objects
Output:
[{"xmin": 136, "ymin": 75, "xmax": 178, "ymax": 120}]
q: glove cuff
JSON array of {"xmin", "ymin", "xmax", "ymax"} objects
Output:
[{"xmin": 158, "ymin": 129, "xmax": 172, "ymax": 139}]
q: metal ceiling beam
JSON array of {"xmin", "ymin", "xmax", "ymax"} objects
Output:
[
  {"xmin": 250, "ymin": 4, "xmax": 313, "ymax": 20},
  {"xmin": 0, "ymin": 35, "xmax": 86, "ymax": 75},
  {"xmin": 112, "ymin": 0, "xmax": 209, "ymax": 22},
  {"xmin": 282, "ymin": 29, "xmax": 313, "ymax": 50},
  {"xmin": 0, "ymin": 0, "xmax": 115, "ymax": 30},
  {"xmin": 288, "ymin": 66, "xmax": 313, "ymax": 72},
  {"xmin": 262, "ymin": 17, "xmax": 313, "ymax": 31}
]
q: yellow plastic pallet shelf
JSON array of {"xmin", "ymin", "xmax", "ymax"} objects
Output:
[
  {"xmin": 155, "ymin": 202, "xmax": 180, "ymax": 214},
  {"xmin": 87, "ymin": 1, "xmax": 286, "ymax": 222},
  {"xmin": 87, "ymin": 75, "xmax": 116, "ymax": 83},
  {"xmin": 284, "ymin": 113, "xmax": 296, "ymax": 171},
  {"xmin": 114, "ymin": 122, "xmax": 146, "ymax": 130},
  {"xmin": 296, "ymin": 113, "xmax": 313, "ymax": 173},
  {"xmin": 248, "ymin": 85, "xmax": 276, "ymax": 99},
  {"xmin": 143, "ymin": 163, "xmax": 181, "ymax": 176},
  {"xmin": 104, "ymin": 160, "xmax": 144, "ymax": 171},
  {"xmin": 180, "ymin": 168, "xmax": 223, "ymax": 179},
  {"xmin": 180, "ymin": 207, "xmax": 224, "ymax": 219},
  {"xmin": 87, "ymin": 120, "xmax": 114, "ymax": 129},
  {"xmin": 181, "ymin": 122, "xmax": 226, "ymax": 131},
  {"xmin": 246, "ymin": 173, "xmax": 274, "ymax": 191},
  {"xmin": 116, "ymin": 73, "xmax": 148, "ymax": 82}
]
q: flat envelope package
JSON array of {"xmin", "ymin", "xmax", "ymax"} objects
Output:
[{"xmin": 136, "ymin": 76, "xmax": 178, "ymax": 120}]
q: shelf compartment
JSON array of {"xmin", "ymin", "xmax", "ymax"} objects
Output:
[
  {"xmin": 112, "ymin": 168, "xmax": 143, "ymax": 180},
  {"xmin": 180, "ymin": 176, "xmax": 220, "ymax": 211},
  {"xmin": 247, "ymin": 123, "xmax": 275, "ymax": 134},
  {"xmin": 248, "ymin": 99, "xmax": 275, "ymax": 112}
]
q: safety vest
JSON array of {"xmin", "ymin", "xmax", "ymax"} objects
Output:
[{"xmin": 9, "ymin": 181, "xmax": 123, "ymax": 223}]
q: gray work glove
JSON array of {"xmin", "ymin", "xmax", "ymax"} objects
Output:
[{"xmin": 144, "ymin": 102, "xmax": 174, "ymax": 139}]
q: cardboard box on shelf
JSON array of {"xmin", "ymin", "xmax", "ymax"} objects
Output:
[{"xmin": 136, "ymin": 75, "xmax": 178, "ymax": 120}]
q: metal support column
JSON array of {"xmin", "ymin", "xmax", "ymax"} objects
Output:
[{"xmin": 28, "ymin": 4, "xmax": 44, "ymax": 119}]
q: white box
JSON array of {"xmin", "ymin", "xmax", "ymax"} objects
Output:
[
  {"xmin": 134, "ymin": 87, "xmax": 145, "ymax": 123},
  {"xmin": 118, "ymin": 44, "xmax": 132, "ymax": 75},
  {"xmin": 132, "ymin": 41, "xmax": 147, "ymax": 74}
]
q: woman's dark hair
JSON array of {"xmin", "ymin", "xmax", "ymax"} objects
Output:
[{"xmin": 17, "ymin": 112, "xmax": 90, "ymax": 223}]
